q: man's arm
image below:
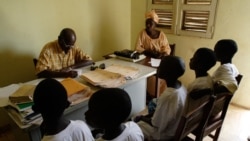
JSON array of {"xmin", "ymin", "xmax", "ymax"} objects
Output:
[
  {"xmin": 70, "ymin": 60, "xmax": 94, "ymax": 69},
  {"xmin": 37, "ymin": 70, "xmax": 78, "ymax": 78}
]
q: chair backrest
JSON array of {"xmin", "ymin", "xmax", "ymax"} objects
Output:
[
  {"xmin": 236, "ymin": 74, "xmax": 243, "ymax": 85},
  {"xmin": 169, "ymin": 44, "xmax": 176, "ymax": 56},
  {"xmin": 191, "ymin": 74, "xmax": 243, "ymax": 141},
  {"xmin": 193, "ymin": 92, "xmax": 232, "ymax": 141},
  {"xmin": 174, "ymin": 92, "xmax": 216, "ymax": 141},
  {"xmin": 33, "ymin": 58, "xmax": 38, "ymax": 67}
]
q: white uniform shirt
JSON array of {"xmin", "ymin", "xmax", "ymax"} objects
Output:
[
  {"xmin": 138, "ymin": 85, "xmax": 187, "ymax": 140},
  {"xmin": 184, "ymin": 75, "xmax": 214, "ymax": 113},
  {"xmin": 212, "ymin": 63, "xmax": 239, "ymax": 93},
  {"xmin": 96, "ymin": 121, "xmax": 144, "ymax": 141},
  {"xmin": 42, "ymin": 120, "xmax": 94, "ymax": 141}
]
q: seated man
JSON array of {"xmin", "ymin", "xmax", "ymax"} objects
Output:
[{"xmin": 35, "ymin": 28, "xmax": 93, "ymax": 78}]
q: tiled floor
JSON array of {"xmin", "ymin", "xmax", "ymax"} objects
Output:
[
  {"xmin": 0, "ymin": 104, "xmax": 250, "ymax": 141},
  {"xmin": 203, "ymin": 104, "xmax": 250, "ymax": 141}
]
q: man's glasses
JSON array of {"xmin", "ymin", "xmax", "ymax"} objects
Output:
[{"xmin": 62, "ymin": 39, "xmax": 74, "ymax": 48}]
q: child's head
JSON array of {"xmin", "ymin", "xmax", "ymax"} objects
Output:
[
  {"xmin": 32, "ymin": 78, "xmax": 70, "ymax": 120},
  {"xmin": 189, "ymin": 47, "xmax": 216, "ymax": 73},
  {"xmin": 158, "ymin": 56, "xmax": 185, "ymax": 82},
  {"xmin": 85, "ymin": 88, "xmax": 131, "ymax": 129},
  {"xmin": 214, "ymin": 39, "xmax": 238, "ymax": 63}
]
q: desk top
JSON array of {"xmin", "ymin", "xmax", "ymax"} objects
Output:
[
  {"xmin": 76, "ymin": 58, "xmax": 156, "ymax": 89},
  {"xmin": 0, "ymin": 58, "xmax": 156, "ymax": 129}
]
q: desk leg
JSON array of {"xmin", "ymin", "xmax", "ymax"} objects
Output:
[{"xmin": 123, "ymin": 78, "xmax": 147, "ymax": 117}]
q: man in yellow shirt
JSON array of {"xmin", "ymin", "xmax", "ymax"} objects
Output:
[{"xmin": 36, "ymin": 28, "xmax": 93, "ymax": 78}]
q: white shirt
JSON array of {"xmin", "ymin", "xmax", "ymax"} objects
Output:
[
  {"xmin": 96, "ymin": 121, "xmax": 144, "ymax": 141},
  {"xmin": 42, "ymin": 120, "xmax": 94, "ymax": 141},
  {"xmin": 138, "ymin": 85, "xmax": 187, "ymax": 140},
  {"xmin": 185, "ymin": 75, "xmax": 214, "ymax": 113},
  {"xmin": 212, "ymin": 63, "xmax": 239, "ymax": 93}
]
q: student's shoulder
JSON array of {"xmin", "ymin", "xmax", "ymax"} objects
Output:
[{"xmin": 69, "ymin": 120, "xmax": 90, "ymax": 129}]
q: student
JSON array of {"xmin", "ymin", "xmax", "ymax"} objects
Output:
[
  {"xmin": 36, "ymin": 28, "xmax": 93, "ymax": 78},
  {"xmin": 212, "ymin": 39, "xmax": 240, "ymax": 117},
  {"xmin": 135, "ymin": 10, "xmax": 171, "ymax": 100},
  {"xmin": 184, "ymin": 47, "xmax": 216, "ymax": 112},
  {"xmin": 212, "ymin": 39, "xmax": 240, "ymax": 94},
  {"xmin": 85, "ymin": 88, "xmax": 144, "ymax": 141},
  {"xmin": 135, "ymin": 56, "xmax": 187, "ymax": 141},
  {"xmin": 32, "ymin": 78, "xmax": 94, "ymax": 141}
]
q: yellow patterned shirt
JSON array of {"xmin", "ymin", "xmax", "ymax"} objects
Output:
[{"xmin": 36, "ymin": 40, "xmax": 92, "ymax": 74}]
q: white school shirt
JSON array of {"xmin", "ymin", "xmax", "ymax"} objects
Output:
[
  {"xmin": 42, "ymin": 120, "xmax": 94, "ymax": 141},
  {"xmin": 138, "ymin": 85, "xmax": 187, "ymax": 140},
  {"xmin": 96, "ymin": 121, "xmax": 144, "ymax": 141},
  {"xmin": 212, "ymin": 63, "xmax": 239, "ymax": 93}
]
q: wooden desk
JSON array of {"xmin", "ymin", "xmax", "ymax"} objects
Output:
[{"xmin": 0, "ymin": 58, "xmax": 156, "ymax": 141}]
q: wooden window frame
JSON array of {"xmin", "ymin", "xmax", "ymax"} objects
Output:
[{"xmin": 147, "ymin": 0, "xmax": 218, "ymax": 38}]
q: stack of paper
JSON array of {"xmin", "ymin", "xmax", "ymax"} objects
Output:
[
  {"xmin": 9, "ymin": 84, "xmax": 35, "ymax": 104},
  {"xmin": 60, "ymin": 78, "xmax": 93, "ymax": 105},
  {"xmin": 8, "ymin": 84, "xmax": 41, "ymax": 124},
  {"xmin": 104, "ymin": 64, "xmax": 139, "ymax": 80},
  {"xmin": 80, "ymin": 69, "xmax": 126, "ymax": 88}
]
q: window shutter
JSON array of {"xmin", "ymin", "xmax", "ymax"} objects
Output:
[
  {"xmin": 147, "ymin": 0, "xmax": 177, "ymax": 34},
  {"xmin": 176, "ymin": 0, "xmax": 218, "ymax": 38},
  {"xmin": 147, "ymin": 0, "xmax": 218, "ymax": 38}
]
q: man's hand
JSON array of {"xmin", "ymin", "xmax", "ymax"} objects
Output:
[
  {"xmin": 66, "ymin": 70, "xmax": 78, "ymax": 78},
  {"xmin": 61, "ymin": 67, "xmax": 72, "ymax": 72}
]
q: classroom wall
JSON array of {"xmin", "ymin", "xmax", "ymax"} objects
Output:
[
  {"xmin": 131, "ymin": 0, "xmax": 250, "ymax": 108},
  {"xmin": 0, "ymin": 0, "xmax": 130, "ymax": 87},
  {"xmin": 1, "ymin": 0, "xmax": 249, "ymax": 108}
]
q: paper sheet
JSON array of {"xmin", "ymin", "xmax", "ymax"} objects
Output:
[
  {"xmin": 150, "ymin": 58, "xmax": 161, "ymax": 67},
  {"xmin": 105, "ymin": 64, "xmax": 139, "ymax": 79},
  {"xmin": 80, "ymin": 69, "xmax": 126, "ymax": 88}
]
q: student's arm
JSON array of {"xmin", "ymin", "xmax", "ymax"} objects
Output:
[
  {"xmin": 189, "ymin": 88, "xmax": 212, "ymax": 100},
  {"xmin": 140, "ymin": 116, "xmax": 153, "ymax": 126}
]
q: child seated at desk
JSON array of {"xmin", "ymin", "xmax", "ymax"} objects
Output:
[
  {"xmin": 85, "ymin": 88, "xmax": 144, "ymax": 141},
  {"xmin": 32, "ymin": 78, "xmax": 94, "ymax": 141},
  {"xmin": 134, "ymin": 56, "xmax": 187, "ymax": 141}
]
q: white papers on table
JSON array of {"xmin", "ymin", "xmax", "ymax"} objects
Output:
[
  {"xmin": 80, "ymin": 69, "xmax": 126, "ymax": 88},
  {"xmin": 150, "ymin": 58, "xmax": 161, "ymax": 67},
  {"xmin": 105, "ymin": 64, "xmax": 139, "ymax": 80}
]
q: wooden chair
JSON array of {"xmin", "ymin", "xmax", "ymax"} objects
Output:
[
  {"xmin": 170, "ymin": 43, "xmax": 176, "ymax": 56},
  {"xmin": 191, "ymin": 74, "xmax": 243, "ymax": 141},
  {"xmin": 33, "ymin": 58, "xmax": 38, "ymax": 67},
  {"xmin": 174, "ymin": 91, "xmax": 216, "ymax": 141}
]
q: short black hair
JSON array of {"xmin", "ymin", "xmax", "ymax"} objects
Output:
[
  {"xmin": 58, "ymin": 28, "xmax": 76, "ymax": 41},
  {"xmin": 192, "ymin": 47, "xmax": 216, "ymax": 71},
  {"xmin": 158, "ymin": 56, "xmax": 185, "ymax": 80},
  {"xmin": 87, "ymin": 88, "xmax": 132, "ymax": 128},
  {"xmin": 32, "ymin": 78, "xmax": 69, "ymax": 118},
  {"xmin": 214, "ymin": 39, "xmax": 238, "ymax": 60}
]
